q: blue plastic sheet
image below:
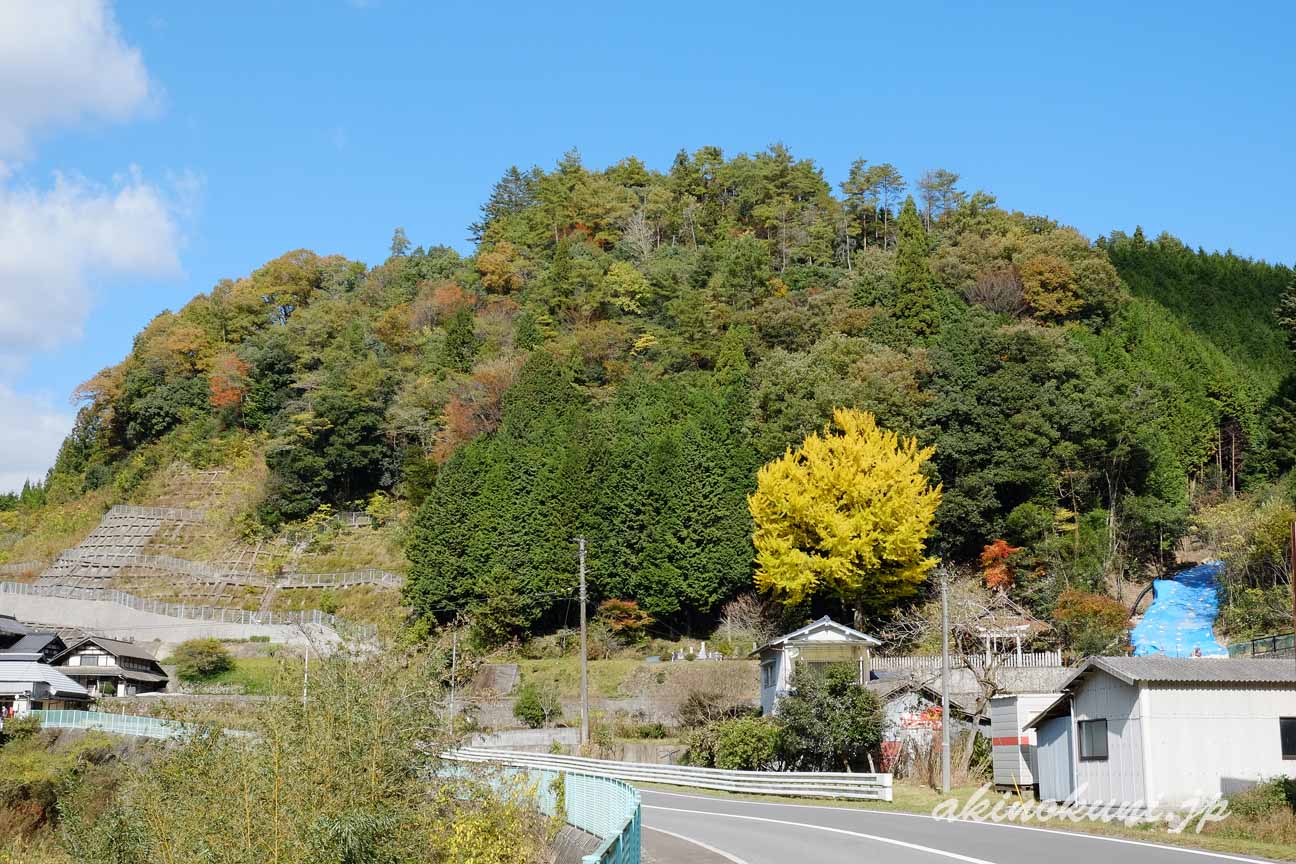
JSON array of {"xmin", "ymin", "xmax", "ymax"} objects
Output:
[{"xmin": 1130, "ymin": 561, "xmax": 1228, "ymax": 657}]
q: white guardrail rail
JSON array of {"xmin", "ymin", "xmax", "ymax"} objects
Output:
[{"xmin": 446, "ymin": 747, "xmax": 894, "ymax": 801}]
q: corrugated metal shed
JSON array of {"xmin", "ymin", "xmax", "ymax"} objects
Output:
[
  {"xmin": 990, "ymin": 693, "xmax": 1063, "ymax": 788},
  {"xmin": 1076, "ymin": 656, "xmax": 1296, "ymax": 685}
]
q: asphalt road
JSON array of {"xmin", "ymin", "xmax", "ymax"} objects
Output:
[{"xmin": 639, "ymin": 788, "xmax": 1278, "ymax": 864}]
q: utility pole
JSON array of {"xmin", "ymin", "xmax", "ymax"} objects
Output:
[
  {"xmin": 577, "ymin": 536, "xmax": 590, "ymax": 747},
  {"xmin": 448, "ymin": 623, "xmax": 458, "ymax": 733},
  {"xmin": 940, "ymin": 567, "xmax": 951, "ymax": 794}
]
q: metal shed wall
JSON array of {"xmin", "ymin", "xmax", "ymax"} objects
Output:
[
  {"xmin": 1035, "ymin": 714, "xmax": 1075, "ymax": 801},
  {"xmin": 1142, "ymin": 682, "xmax": 1296, "ymax": 806},
  {"xmin": 1071, "ymin": 672, "xmax": 1145, "ymax": 805},
  {"xmin": 990, "ymin": 693, "xmax": 1062, "ymax": 788}
]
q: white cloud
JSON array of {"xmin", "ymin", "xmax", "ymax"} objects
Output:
[
  {"xmin": 0, "ymin": 170, "xmax": 183, "ymax": 353},
  {"xmin": 0, "ymin": 1, "xmax": 152, "ymax": 161},
  {"xmin": 0, "ymin": 385, "xmax": 75, "ymax": 492},
  {"xmin": 0, "ymin": 1, "xmax": 185, "ymax": 491}
]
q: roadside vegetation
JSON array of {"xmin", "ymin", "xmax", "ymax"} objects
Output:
[{"xmin": 0, "ymin": 649, "xmax": 556, "ymax": 864}]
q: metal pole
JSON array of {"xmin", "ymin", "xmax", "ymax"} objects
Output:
[
  {"xmin": 448, "ymin": 623, "xmax": 458, "ymax": 733},
  {"xmin": 578, "ymin": 536, "xmax": 589, "ymax": 747},
  {"xmin": 940, "ymin": 567, "xmax": 951, "ymax": 794}
]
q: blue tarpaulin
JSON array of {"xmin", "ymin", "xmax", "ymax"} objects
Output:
[{"xmin": 1130, "ymin": 561, "xmax": 1227, "ymax": 657}]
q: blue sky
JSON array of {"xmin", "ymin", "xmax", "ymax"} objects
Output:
[{"xmin": 0, "ymin": 0, "xmax": 1293, "ymax": 490}]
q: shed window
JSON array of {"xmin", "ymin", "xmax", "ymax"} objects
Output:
[
  {"xmin": 1282, "ymin": 717, "xmax": 1296, "ymax": 760},
  {"xmin": 761, "ymin": 662, "xmax": 776, "ymax": 689},
  {"xmin": 1078, "ymin": 719, "xmax": 1108, "ymax": 761}
]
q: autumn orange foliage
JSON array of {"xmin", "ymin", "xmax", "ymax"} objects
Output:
[
  {"xmin": 979, "ymin": 538, "xmax": 1022, "ymax": 590},
  {"xmin": 208, "ymin": 352, "xmax": 251, "ymax": 411},
  {"xmin": 597, "ymin": 598, "xmax": 654, "ymax": 638},
  {"xmin": 431, "ymin": 357, "xmax": 523, "ymax": 462}
]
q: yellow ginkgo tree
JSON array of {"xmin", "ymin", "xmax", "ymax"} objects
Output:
[{"xmin": 748, "ymin": 408, "xmax": 942, "ymax": 623}]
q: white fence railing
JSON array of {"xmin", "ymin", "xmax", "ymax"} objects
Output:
[
  {"xmin": 446, "ymin": 747, "xmax": 893, "ymax": 801},
  {"xmin": 26, "ymin": 709, "xmax": 186, "ymax": 739},
  {"xmin": 106, "ymin": 504, "xmax": 207, "ymax": 523},
  {"xmin": 871, "ymin": 650, "xmax": 1064, "ymax": 672},
  {"xmin": 0, "ymin": 580, "xmax": 376, "ymax": 639},
  {"xmin": 49, "ymin": 550, "xmax": 402, "ymax": 590}
]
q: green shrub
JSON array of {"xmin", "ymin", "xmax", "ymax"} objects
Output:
[
  {"xmin": 683, "ymin": 716, "xmax": 780, "ymax": 770},
  {"xmin": 168, "ymin": 638, "xmax": 234, "ymax": 682},
  {"xmin": 777, "ymin": 663, "xmax": 883, "ymax": 772},
  {"xmin": 512, "ymin": 681, "xmax": 560, "ymax": 729},
  {"xmin": 613, "ymin": 720, "xmax": 668, "ymax": 740},
  {"xmin": 1229, "ymin": 777, "xmax": 1296, "ymax": 819},
  {"xmin": 0, "ymin": 715, "xmax": 41, "ymax": 744},
  {"xmin": 714, "ymin": 716, "xmax": 780, "ymax": 770}
]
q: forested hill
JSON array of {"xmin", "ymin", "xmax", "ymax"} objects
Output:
[{"xmin": 26, "ymin": 145, "xmax": 1296, "ymax": 639}]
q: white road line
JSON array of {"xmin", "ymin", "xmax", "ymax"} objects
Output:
[
  {"xmin": 644, "ymin": 804, "xmax": 1002, "ymax": 864},
  {"xmin": 641, "ymin": 790, "xmax": 1275, "ymax": 864},
  {"xmin": 643, "ymin": 825, "xmax": 753, "ymax": 864}
]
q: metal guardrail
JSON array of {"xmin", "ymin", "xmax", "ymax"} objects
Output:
[
  {"xmin": 447, "ymin": 747, "xmax": 894, "ymax": 801},
  {"xmin": 0, "ymin": 580, "xmax": 376, "ymax": 640},
  {"xmin": 445, "ymin": 758, "xmax": 641, "ymax": 864},
  {"xmin": 1228, "ymin": 632, "xmax": 1296, "ymax": 657}
]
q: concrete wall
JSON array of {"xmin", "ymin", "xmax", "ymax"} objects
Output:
[
  {"xmin": 1, "ymin": 592, "xmax": 334, "ymax": 655},
  {"xmin": 900, "ymin": 665, "xmax": 1072, "ymax": 695},
  {"xmin": 471, "ymin": 695, "xmax": 692, "ymax": 729},
  {"xmin": 471, "ymin": 727, "xmax": 581, "ymax": 751},
  {"xmin": 1143, "ymin": 682, "xmax": 1296, "ymax": 806}
]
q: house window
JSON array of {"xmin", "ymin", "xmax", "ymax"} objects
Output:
[
  {"xmin": 761, "ymin": 662, "xmax": 776, "ymax": 689},
  {"xmin": 1281, "ymin": 717, "xmax": 1296, "ymax": 760},
  {"xmin": 1078, "ymin": 719, "xmax": 1108, "ymax": 761}
]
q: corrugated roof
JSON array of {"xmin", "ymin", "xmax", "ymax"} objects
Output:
[
  {"xmin": 64, "ymin": 666, "xmax": 168, "ymax": 684},
  {"xmin": 0, "ymin": 662, "xmax": 90, "ymax": 699},
  {"xmin": 1071, "ymin": 655, "xmax": 1296, "ymax": 687},
  {"xmin": 2, "ymin": 634, "xmax": 61, "ymax": 655},
  {"xmin": 864, "ymin": 676, "xmax": 981, "ymax": 716},
  {"xmin": 0, "ymin": 616, "xmax": 31, "ymax": 636}
]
